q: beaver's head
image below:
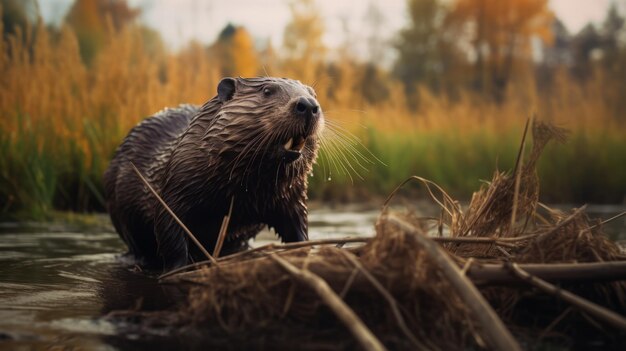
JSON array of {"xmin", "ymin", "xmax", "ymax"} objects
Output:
[{"xmin": 210, "ymin": 77, "xmax": 324, "ymax": 180}]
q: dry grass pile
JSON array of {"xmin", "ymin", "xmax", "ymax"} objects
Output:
[
  {"xmin": 148, "ymin": 121, "xmax": 626, "ymax": 350},
  {"xmin": 168, "ymin": 239, "xmax": 476, "ymax": 350}
]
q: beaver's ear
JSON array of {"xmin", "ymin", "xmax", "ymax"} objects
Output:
[{"xmin": 217, "ymin": 77, "xmax": 236, "ymax": 102}]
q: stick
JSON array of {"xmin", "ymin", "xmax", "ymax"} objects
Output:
[
  {"xmin": 534, "ymin": 205, "xmax": 587, "ymax": 244},
  {"xmin": 539, "ymin": 307, "xmax": 572, "ymax": 340},
  {"xmin": 339, "ymin": 268, "xmax": 360, "ymax": 299},
  {"xmin": 218, "ymin": 237, "xmax": 369, "ymax": 263},
  {"xmin": 510, "ymin": 115, "xmax": 532, "ymax": 232},
  {"xmin": 386, "ymin": 215, "xmax": 522, "ymax": 351},
  {"xmin": 270, "ymin": 254, "xmax": 388, "ymax": 351},
  {"xmin": 432, "ymin": 236, "xmax": 517, "ymax": 248},
  {"xmin": 468, "ymin": 261, "xmax": 626, "ymax": 285},
  {"xmin": 508, "ymin": 263, "xmax": 626, "ymax": 331},
  {"xmin": 158, "ymin": 237, "xmax": 370, "ymax": 280},
  {"xmin": 159, "ymin": 234, "xmax": 524, "ymax": 281},
  {"xmin": 130, "ymin": 162, "xmax": 217, "ymax": 265},
  {"xmin": 589, "ymin": 211, "xmax": 626, "ymax": 230},
  {"xmin": 379, "ymin": 176, "xmax": 463, "ymax": 226},
  {"xmin": 338, "ymin": 250, "xmax": 428, "ymax": 350},
  {"xmin": 214, "ymin": 196, "xmax": 235, "ymax": 258}
]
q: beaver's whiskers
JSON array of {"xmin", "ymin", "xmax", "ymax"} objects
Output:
[{"xmin": 316, "ymin": 118, "xmax": 381, "ymax": 184}]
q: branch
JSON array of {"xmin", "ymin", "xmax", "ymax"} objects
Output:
[
  {"xmin": 337, "ymin": 250, "xmax": 428, "ymax": 350},
  {"xmin": 534, "ymin": 205, "xmax": 587, "ymax": 245},
  {"xmin": 130, "ymin": 162, "xmax": 217, "ymax": 265},
  {"xmin": 469, "ymin": 261, "xmax": 626, "ymax": 285},
  {"xmin": 508, "ymin": 263, "xmax": 626, "ymax": 331},
  {"xmin": 159, "ymin": 237, "xmax": 370, "ymax": 280},
  {"xmin": 214, "ymin": 196, "xmax": 235, "ymax": 258},
  {"xmin": 270, "ymin": 254, "xmax": 387, "ymax": 351},
  {"xmin": 386, "ymin": 215, "xmax": 522, "ymax": 351}
]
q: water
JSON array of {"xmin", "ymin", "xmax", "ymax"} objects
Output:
[
  {"xmin": 0, "ymin": 206, "xmax": 623, "ymax": 350},
  {"xmin": 0, "ymin": 210, "xmax": 379, "ymax": 350}
]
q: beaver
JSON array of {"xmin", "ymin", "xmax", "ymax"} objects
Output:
[{"xmin": 103, "ymin": 77, "xmax": 324, "ymax": 271}]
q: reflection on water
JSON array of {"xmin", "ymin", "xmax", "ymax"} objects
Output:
[
  {"xmin": 0, "ymin": 226, "xmax": 122, "ymax": 348},
  {"xmin": 0, "ymin": 206, "xmax": 623, "ymax": 349},
  {"xmin": 252, "ymin": 208, "xmax": 379, "ymax": 246},
  {"xmin": 0, "ymin": 210, "xmax": 380, "ymax": 350}
]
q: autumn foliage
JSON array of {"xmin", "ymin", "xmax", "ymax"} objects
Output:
[{"xmin": 0, "ymin": 0, "xmax": 624, "ymax": 218}]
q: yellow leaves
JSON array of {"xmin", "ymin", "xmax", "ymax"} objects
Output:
[
  {"xmin": 212, "ymin": 25, "xmax": 259, "ymax": 78},
  {"xmin": 65, "ymin": 0, "xmax": 102, "ymax": 33},
  {"xmin": 65, "ymin": 0, "xmax": 140, "ymax": 63},
  {"xmin": 230, "ymin": 27, "xmax": 258, "ymax": 77},
  {"xmin": 284, "ymin": 0, "xmax": 325, "ymax": 58},
  {"xmin": 452, "ymin": 0, "xmax": 554, "ymax": 49},
  {"xmin": 282, "ymin": 0, "xmax": 326, "ymax": 83},
  {"xmin": 446, "ymin": 0, "xmax": 555, "ymax": 101},
  {"xmin": 0, "ymin": 3, "xmax": 618, "ymax": 188}
]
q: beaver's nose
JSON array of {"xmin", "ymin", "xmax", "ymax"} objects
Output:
[{"xmin": 295, "ymin": 97, "xmax": 320, "ymax": 118}]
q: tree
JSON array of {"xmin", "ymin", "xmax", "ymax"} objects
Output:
[
  {"xmin": 363, "ymin": 1, "xmax": 387, "ymax": 64},
  {"xmin": 600, "ymin": 3, "xmax": 625, "ymax": 67},
  {"xmin": 65, "ymin": 0, "xmax": 139, "ymax": 63},
  {"xmin": 282, "ymin": 0, "xmax": 326, "ymax": 82},
  {"xmin": 570, "ymin": 24, "xmax": 601, "ymax": 80},
  {"xmin": 359, "ymin": 63, "xmax": 391, "ymax": 105},
  {"xmin": 1, "ymin": 0, "xmax": 37, "ymax": 37},
  {"xmin": 231, "ymin": 26, "xmax": 258, "ymax": 77},
  {"xmin": 258, "ymin": 39, "xmax": 277, "ymax": 76},
  {"xmin": 599, "ymin": 3, "xmax": 626, "ymax": 121},
  {"xmin": 448, "ymin": 0, "xmax": 554, "ymax": 102},
  {"xmin": 534, "ymin": 17, "xmax": 572, "ymax": 89},
  {"xmin": 393, "ymin": 0, "xmax": 455, "ymax": 101},
  {"xmin": 212, "ymin": 23, "xmax": 258, "ymax": 77},
  {"xmin": 541, "ymin": 18, "xmax": 571, "ymax": 67}
]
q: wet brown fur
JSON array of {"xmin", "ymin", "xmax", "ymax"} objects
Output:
[{"xmin": 103, "ymin": 77, "xmax": 324, "ymax": 271}]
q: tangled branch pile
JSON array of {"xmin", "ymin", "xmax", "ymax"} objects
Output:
[{"xmin": 154, "ymin": 121, "xmax": 626, "ymax": 350}]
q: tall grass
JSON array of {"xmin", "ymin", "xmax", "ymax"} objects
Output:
[
  {"xmin": 311, "ymin": 84, "xmax": 626, "ymax": 204},
  {"xmin": 0, "ymin": 21, "xmax": 624, "ymax": 219}
]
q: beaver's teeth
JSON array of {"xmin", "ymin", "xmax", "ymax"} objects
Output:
[
  {"xmin": 284, "ymin": 138, "xmax": 293, "ymax": 150},
  {"xmin": 295, "ymin": 137, "xmax": 306, "ymax": 151}
]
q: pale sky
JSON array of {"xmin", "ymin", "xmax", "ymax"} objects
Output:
[{"xmin": 39, "ymin": 0, "xmax": 621, "ymax": 53}]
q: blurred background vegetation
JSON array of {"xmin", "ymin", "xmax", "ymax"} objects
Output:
[{"xmin": 0, "ymin": 0, "xmax": 625, "ymax": 219}]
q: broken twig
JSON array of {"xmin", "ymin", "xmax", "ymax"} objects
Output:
[
  {"xmin": 130, "ymin": 162, "xmax": 216, "ymax": 265},
  {"xmin": 270, "ymin": 253, "xmax": 387, "ymax": 351}
]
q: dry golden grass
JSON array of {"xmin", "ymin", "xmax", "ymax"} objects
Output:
[
  {"xmin": 0, "ymin": 21, "xmax": 624, "ymax": 216},
  {"xmin": 3, "ymin": 21, "xmax": 619, "ymax": 145}
]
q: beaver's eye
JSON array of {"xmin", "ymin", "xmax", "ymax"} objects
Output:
[{"xmin": 263, "ymin": 86, "xmax": 274, "ymax": 96}]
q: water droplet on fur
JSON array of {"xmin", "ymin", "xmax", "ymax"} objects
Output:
[{"xmin": 289, "ymin": 185, "xmax": 293, "ymax": 189}]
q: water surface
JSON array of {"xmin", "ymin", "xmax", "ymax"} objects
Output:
[
  {"xmin": 0, "ymin": 206, "xmax": 623, "ymax": 350},
  {"xmin": 0, "ymin": 209, "xmax": 379, "ymax": 350}
]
